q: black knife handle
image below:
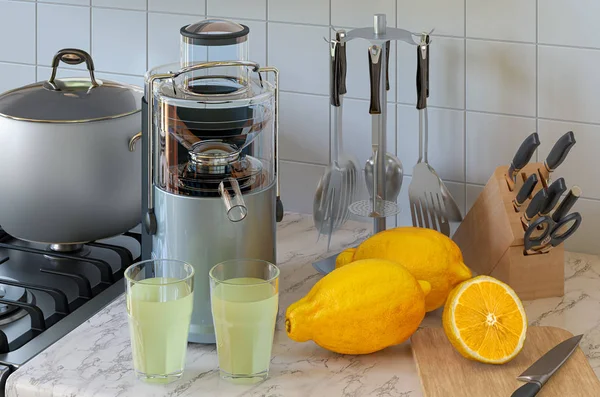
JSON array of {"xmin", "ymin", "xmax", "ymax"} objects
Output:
[
  {"xmin": 552, "ymin": 186, "xmax": 582, "ymax": 222},
  {"xmin": 329, "ymin": 40, "xmax": 341, "ymax": 107},
  {"xmin": 507, "ymin": 132, "xmax": 541, "ymax": 185},
  {"xmin": 337, "ymin": 31, "xmax": 347, "ymax": 96},
  {"xmin": 545, "ymin": 131, "xmax": 576, "ymax": 172},
  {"xmin": 525, "ymin": 188, "xmax": 547, "ymax": 222},
  {"xmin": 513, "ymin": 174, "xmax": 538, "ymax": 212},
  {"xmin": 416, "ymin": 35, "xmax": 429, "ymax": 110},
  {"xmin": 385, "ymin": 40, "xmax": 390, "ymax": 91},
  {"xmin": 511, "ymin": 382, "xmax": 542, "ymax": 397},
  {"xmin": 368, "ymin": 45, "xmax": 382, "ymax": 114},
  {"xmin": 540, "ymin": 177, "xmax": 567, "ymax": 216}
]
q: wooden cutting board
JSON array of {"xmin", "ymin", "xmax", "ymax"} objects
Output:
[{"xmin": 411, "ymin": 326, "xmax": 600, "ymax": 397}]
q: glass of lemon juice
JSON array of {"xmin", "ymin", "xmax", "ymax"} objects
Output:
[
  {"xmin": 209, "ymin": 259, "xmax": 279, "ymax": 383},
  {"xmin": 125, "ymin": 259, "xmax": 194, "ymax": 384}
]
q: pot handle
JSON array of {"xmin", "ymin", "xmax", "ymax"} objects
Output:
[
  {"xmin": 45, "ymin": 48, "xmax": 99, "ymax": 91},
  {"xmin": 129, "ymin": 132, "xmax": 142, "ymax": 152}
]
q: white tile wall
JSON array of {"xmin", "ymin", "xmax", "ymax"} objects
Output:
[{"xmin": 0, "ymin": 0, "xmax": 599, "ymax": 254}]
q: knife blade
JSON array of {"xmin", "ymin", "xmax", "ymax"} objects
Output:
[
  {"xmin": 543, "ymin": 131, "xmax": 576, "ymax": 181},
  {"xmin": 552, "ymin": 186, "xmax": 582, "ymax": 222},
  {"xmin": 539, "ymin": 177, "xmax": 567, "ymax": 217},
  {"xmin": 521, "ymin": 187, "xmax": 547, "ymax": 230},
  {"xmin": 506, "ymin": 133, "xmax": 541, "ymax": 191},
  {"xmin": 511, "ymin": 334, "xmax": 583, "ymax": 397},
  {"xmin": 513, "ymin": 174, "xmax": 538, "ymax": 212}
]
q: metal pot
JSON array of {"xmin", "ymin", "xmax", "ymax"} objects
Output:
[{"xmin": 0, "ymin": 48, "xmax": 142, "ymax": 248}]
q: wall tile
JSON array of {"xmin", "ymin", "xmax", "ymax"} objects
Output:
[
  {"xmin": 36, "ymin": 65, "xmax": 89, "ymax": 81},
  {"xmin": 466, "ymin": 184, "xmax": 484, "ymax": 213},
  {"xmin": 397, "ymin": 0, "xmax": 464, "ymax": 37},
  {"xmin": 269, "ymin": 0, "xmax": 329, "ymax": 25},
  {"xmin": 148, "ymin": 13, "xmax": 201, "ymax": 69},
  {"xmin": 538, "ymin": 46, "xmax": 600, "ymax": 124},
  {"xmin": 92, "ymin": 0, "xmax": 145, "ymax": 10},
  {"xmin": 344, "ymin": 37, "xmax": 396, "ymax": 102},
  {"xmin": 331, "ymin": 0, "xmax": 395, "ymax": 29},
  {"xmin": 207, "ymin": 0, "xmax": 266, "ymax": 20},
  {"xmin": 466, "ymin": 112, "xmax": 537, "ymax": 185},
  {"xmin": 466, "ymin": 0, "xmax": 536, "ymax": 42},
  {"xmin": 92, "ymin": 8, "xmax": 146, "ymax": 75},
  {"xmin": 95, "ymin": 72, "xmax": 144, "ymax": 87},
  {"xmin": 564, "ymin": 198, "xmax": 600, "ymax": 255},
  {"xmin": 36, "ymin": 65, "xmax": 143, "ymax": 87},
  {"xmin": 398, "ymin": 36, "xmax": 464, "ymax": 109},
  {"xmin": 245, "ymin": 20, "xmax": 266, "ymax": 67},
  {"xmin": 39, "ymin": 0, "xmax": 88, "ymax": 5},
  {"xmin": 0, "ymin": 1, "xmax": 35, "ymax": 64},
  {"xmin": 340, "ymin": 99, "xmax": 395, "ymax": 169},
  {"xmin": 539, "ymin": 0, "xmax": 600, "ymax": 48},
  {"xmin": 148, "ymin": 0, "xmax": 205, "ymax": 15},
  {"xmin": 268, "ymin": 23, "xmax": 329, "ymax": 95},
  {"xmin": 37, "ymin": 4, "xmax": 90, "ymax": 67},
  {"xmin": 0, "ymin": 63, "xmax": 36, "ymax": 94},
  {"xmin": 280, "ymin": 161, "xmax": 325, "ymax": 215},
  {"xmin": 538, "ymin": 119, "xmax": 600, "ymax": 200},
  {"xmin": 397, "ymin": 105, "xmax": 465, "ymax": 182},
  {"xmin": 279, "ymin": 92, "xmax": 329, "ymax": 165},
  {"xmin": 466, "ymin": 40, "xmax": 535, "ymax": 117}
]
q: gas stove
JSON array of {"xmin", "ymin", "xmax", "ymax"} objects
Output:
[{"xmin": 0, "ymin": 227, "xmax": 140, "ymax": 394}]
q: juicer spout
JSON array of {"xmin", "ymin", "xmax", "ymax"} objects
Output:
[{"xmin": 218, "ymin": 178, "xmax": 248, "ymax": 222}]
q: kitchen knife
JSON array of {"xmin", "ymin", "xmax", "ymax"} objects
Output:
[
  {"xmin": 543, "ymin": 131, "xmax": 576, "ymax": 181},
  {"xmin": 552, "ymin": 186, "xmax": 582, "ymax": 223},
  {"xmin": 513, "ymin": 174, "xmax": 538, "ymax": 212},
  {"xmin": 538, "ymin": 177, "xmax": 567, "ymax": 217},
  {"xmin": 506, "ymin": 133, "xmax": 541, "ymax": 191},
  {"xmin": 521, "ymin": 187, "xmax": 547, "ymax": 230},
  {"xmin": 511, "ymin": 334, "xmax": 583, "ymax": 396}
]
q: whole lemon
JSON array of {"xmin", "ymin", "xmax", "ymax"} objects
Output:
[
  {"xmin": 286, "ymin": 259, "xmax": 431, "ymax": 355},
  {"xmin": 335, "ymin": 227, "xmax": 471, "ymax": 312}
]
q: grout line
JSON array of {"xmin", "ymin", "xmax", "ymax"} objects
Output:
[
  {"xmin": 280, "ymin": 159, "xmax": 327, "ymax": 167},
  {"xmin": 34, "ymin": 0, "xmax": 38, "ymax": 81},
  {"xmin": 328, "ymin": 0, "xmax": 332, "ymax": 164},
  {"xmin": 205, "ymin": 0, "xmax": 207, "ymax": 15},
  {"xmin": 89, "ymin": 0, "xmax": 93, "ymax": 61},
  {"xmin": 145, "ymin": 0, "xmax": 149, "ymax": 71},
  {"xmin": 535, "ymin": 0, "xmax": 539, "ymax": 162},
  {"xmin": 463, "ymin": 0, "xmax": 468, "ymax": 215},
  {"xmin": 265, "ymin": 0, "xmax": 269, "ymax": 65}
]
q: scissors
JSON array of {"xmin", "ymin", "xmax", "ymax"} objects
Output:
[{"xmin": 523, "ymin": 212, "xmax": 582, "ymax": 255}]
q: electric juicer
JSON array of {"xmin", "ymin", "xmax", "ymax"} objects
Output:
[{"xmin": 141, "ymin": 19, "xmax": 282, "ymax": 343}]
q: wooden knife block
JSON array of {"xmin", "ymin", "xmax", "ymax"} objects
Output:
[{"xmin": 452, "ymin": 163, "xmax": 564, "ymax": 300}]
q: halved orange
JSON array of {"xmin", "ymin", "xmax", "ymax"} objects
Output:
[{"xmin": 442, "ymin": 275, "xmax": 527, "ymax": 364}]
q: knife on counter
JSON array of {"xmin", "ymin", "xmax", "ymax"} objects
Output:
[
  {"xmin": 521, "ymin": 187, "xmax": 547, "ymax": 230},
  {"xmin": 511, "ymin": 334, "xmax": 583, "ymax": 396},
  {"xmin": 542, "ymin": 131, "xmax": 576, "ymax": 183},
  {"xmin": 552, "ymin": 186, "xmax": 582, "ymax": 223},
  {"xmin": 506, "ymin": 133, "xmax": 541, "ymax": 191},
  {"xmin": 513, "ymin": 174, "xmax": 538, "ymax": 212},
  {"xmin": 538, "ymin": 177, "xmax": 567, "ymax": 218}
]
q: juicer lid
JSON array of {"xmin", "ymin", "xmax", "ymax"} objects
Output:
[{"xmin": 180, "ymin": 19, "xmax": 249, "ymax": 46}]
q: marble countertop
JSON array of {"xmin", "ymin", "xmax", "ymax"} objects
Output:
[{"xmin": 6, "ymin": 213, "xmax": 600, "ymax": 397}]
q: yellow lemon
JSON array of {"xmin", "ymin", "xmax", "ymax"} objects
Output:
[
  {"xmin": 442, "ymin": 275, "xmax": 527, "ymax": 364},
  {"xmin": 286, "ymin": 259, "xmax": 431, "ymax": 355},
  {"xmin": 336, "ymin": 227, "xmax": 471, "ymax": 311}
]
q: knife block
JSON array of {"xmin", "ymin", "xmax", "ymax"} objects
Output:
[{"xmin": 452, "ymin": 163, "xmax": 564, "ymax": 300}]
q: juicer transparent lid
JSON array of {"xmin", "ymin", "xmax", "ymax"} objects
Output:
[{"xmin": 180, "ymin": 19, "xmax": 249, "ymax": 46}]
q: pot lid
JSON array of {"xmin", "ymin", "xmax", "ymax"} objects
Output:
[
  {"xmin": 180, "ymin": 19, "xmax": 249, "ymax": 46},
  {"xmin": 0, "ymin": 48, "xmax": 142, "ymax": 123}
]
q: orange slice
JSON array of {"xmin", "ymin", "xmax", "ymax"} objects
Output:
[{"xmin": 442, "ymin": 275, "xmax": 527, "ymax": 364}]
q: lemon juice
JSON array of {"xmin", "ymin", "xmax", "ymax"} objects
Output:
[
  {"xmin": 127, "ymin": 278, "xmax": 193, "ymax": 382},
  {"xmin": 211, "ymin": 277, "xmax": 278, "ymax": 380}
]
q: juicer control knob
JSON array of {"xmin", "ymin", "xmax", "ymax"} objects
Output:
[{"xmin": 276, "ymin": 197, "xmax": 284, "ymax": 222}]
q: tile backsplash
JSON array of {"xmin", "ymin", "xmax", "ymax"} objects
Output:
[{"xmin": 0, "ymin": 0, "xmax": 599, "ymax": 254}]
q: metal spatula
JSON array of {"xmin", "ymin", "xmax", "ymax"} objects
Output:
[{"xmin": 408, "ymin": 33, "xmax": 461, "ymax": 236}]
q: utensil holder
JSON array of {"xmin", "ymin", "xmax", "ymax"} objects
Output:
[{"xmin": 452, "ymin": 163, "xmax": 564, "ymax": 300}]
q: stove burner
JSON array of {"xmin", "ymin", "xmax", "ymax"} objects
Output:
[
  {"xmin": 45, "ymin": 244, "xmax": 91, "ymax": 259},
  {"xmin": 0, "ymin": 277, "xmax": 33, "ymax": 325}
]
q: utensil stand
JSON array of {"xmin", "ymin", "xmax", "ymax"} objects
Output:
[{"xmin": 452, "ymin": 163, "xmax": 564, "ymax": 300}]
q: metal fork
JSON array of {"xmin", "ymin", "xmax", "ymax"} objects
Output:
[{"xmin": 410, "ymin": 191, "xmax": 450, "ymax": 236}]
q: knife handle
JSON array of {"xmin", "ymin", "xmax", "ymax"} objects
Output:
[
  {"xmin": 544, "ymin": 131, "xmax": 576, "ymax": 173},
  {"xmin": 368, "ymin": 45, "xmax": 382, "ymax": 114},
  {"xmin": 523, "ymin": 188, "xmax": 547, "ymax": 226},
  {"xmin": 552, "ymin": 186, "xmax": 582, "ymax": 222},
  {"xmin": 513, "ymin": 174, "xmax": 538, "ymax": 212},
  {"xmin": 540, "ymin": 177, "xmax": 567, "ymax": 216},
  {"xmin": 511, "ymin": 382, "xmax": 541, "ymax": 397},
  {"xmin": 329, "ymin": 40, "xmax": 341, "ymax": 107},
  {"xmin": 416, "ymin": 35, "xmax": 429, "ymax": 110},
  {"xmin": 506, "ymin": 132, "xmax": 541, "ymax": 190}
]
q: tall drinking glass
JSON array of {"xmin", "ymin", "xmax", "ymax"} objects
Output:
[
  {"xmin": 209, "ymin": 259, "xmax": 279, "ymax": 383},
  {"xmin": 125, "ymin": 259, "xmax": 194, "ymax": 384}
]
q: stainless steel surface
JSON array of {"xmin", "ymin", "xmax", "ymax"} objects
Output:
[
  {"xmin": 48, "ymin": 244, "xmax": 83, "ymax": 253},
  {"xmin": 152, "ymin": 184, "xmax": 276, "ymax": 343},
  {"xmin": 373, "ymin": 13, "xmax": 387, "ymax": 36},
  {"xmin": 365, "ymin": 152, "xmax": 403, "ymax": 202},
  {"xmin": 128, "ymin": 132, "xmax": 142, "ymax": 152},
  {"xmin": 517, "ymin": 334, "xmax": 583, "ymax": 386},
  {"xmin": 44, "ymin": 48, "xmax": 99, "ymax": 91}
]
